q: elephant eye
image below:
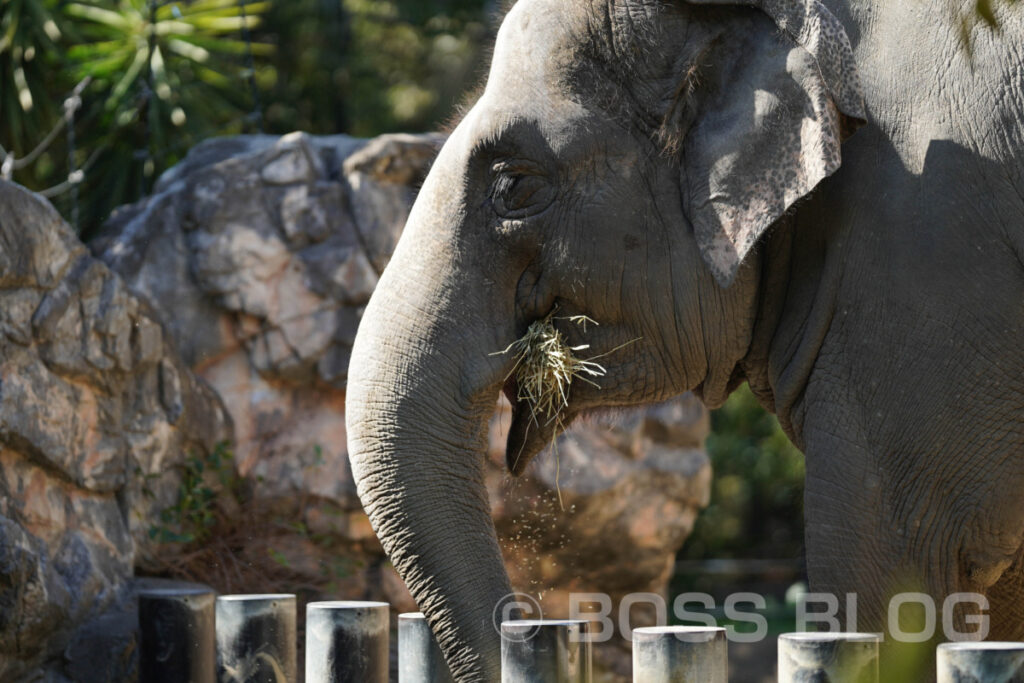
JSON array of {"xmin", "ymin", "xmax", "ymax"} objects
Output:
[{"xmin": 489, "ymin": 162, "xmax": 554, "ymax": 219}]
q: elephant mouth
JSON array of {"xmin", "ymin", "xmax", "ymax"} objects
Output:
[
  {"xmin": 502, "ymin": 374, "xmax": 573, "ymax": 476},
  {"xmin": 500, "ymin": 306, "xmax": 614, "ymax": 475}
]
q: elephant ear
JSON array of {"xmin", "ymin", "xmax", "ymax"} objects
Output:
[{"xmin": 679, "ymin": 0, "xmax": 866, "ymax": 286}]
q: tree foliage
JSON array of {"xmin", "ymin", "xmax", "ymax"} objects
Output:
[
  {"xmin": 1, "ymin": 0, "xmax": 65, "ymax": 147},
  {"xmin": 1, "ymin": 0, "xmax": 494, "ymax": 234},
  {"xmin": 681, "ymin": 384, "xmax": 806, "ymax": 560},
  {"xmin": 255, "ymin": 0, "xmax": 493, "ymax": 136},
  {"xmin": 1, "ymin": 0, "xmax": 272, "ymax": 232}
]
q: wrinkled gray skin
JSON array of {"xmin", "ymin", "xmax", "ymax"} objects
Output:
[{"xmin": 347, "ymin": 0, "xmax": 1024, "ymax": 679}]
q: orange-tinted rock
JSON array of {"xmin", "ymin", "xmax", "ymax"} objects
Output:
[
  {"xmin": 92, "ymin": 132, "xmax": 713, "ymax": 682},
  {"xmin": 0, "ymin": 180, "xmax": 231, "ymax": 680}
]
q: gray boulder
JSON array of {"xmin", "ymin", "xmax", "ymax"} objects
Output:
[
  {"xmin": 0, "ymin": 181, "xmax": 231, "ymax": 681},
  {"xmin": 93, "ymin": 132, "xmax": 711, "ymax": 682}
]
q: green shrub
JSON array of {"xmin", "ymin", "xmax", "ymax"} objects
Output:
[{"xmin": 681, "ymin": 383, "xmax": 805, "ymax": 561}]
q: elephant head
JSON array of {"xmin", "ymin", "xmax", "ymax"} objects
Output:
[{"xmin": 347, "ymin": 0, "xmax": 865, "ymax": 679}]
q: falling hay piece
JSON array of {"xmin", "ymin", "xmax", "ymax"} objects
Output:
[{"xmin": 492, "ymin": 312, "xmax": 641, "ymax": 509}]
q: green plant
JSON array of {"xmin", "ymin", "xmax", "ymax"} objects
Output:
[
  {"xmin": 681, "ymin": 383, "xmax": 806, "ymax": 561},
  {"xmin": 0, "ymin": 0, "xmax": 70, "ymax": 198},
  {"xmin": 2, "ymin": 0, "xmax": 501, "ymax": 233},
  {"xmin": 0, "ymin": 0, "xmax": 64, "ymax": 145},
  {"xmin": 66, "ymin": 0, "xmax": 272, "ymax": 228},
  {"xmin": 148, "ymin": 440, "xmax": 236, "ymax": 544},
  {"xmin": 141, "ymin": 441, "xmax": 364, "ymax": 600},
  {"xmin": 0, "ymin": 0, "xmax": 272, "ymax": 233},
  {"xmin": 67, "ymin": 0, "xmax": 270, "ymax": 136}
]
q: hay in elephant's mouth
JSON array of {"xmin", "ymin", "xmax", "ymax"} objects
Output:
[
  {"xmin": 492, "ymin": 313, "xmax": 639, "ymax": 509},
  {"xmin": 492, "ymin": 311, "xmax": 606, "ymax": 428}
]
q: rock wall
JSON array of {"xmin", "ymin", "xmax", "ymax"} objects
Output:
[
  {"xmin": 0, "ymin": 181, "xmax": 231, "ymax": 680},
  {"xmin": 0, "ymin": 131, "xmax": 710, "ymax": 681},
  {"xmin": 93, "ymin": 132, "xmax": 712, "ymax": 680},
  {"xmin": 92, "ymin": 133, "xmax": 445, "ymax": 602}
]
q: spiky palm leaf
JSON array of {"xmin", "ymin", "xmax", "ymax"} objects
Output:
[
  {"xmin": 0, "ymin": 0, "xmax": 64, "ymax": 156},
  {"xmin": 61, "ymin": 0, "xmax": 271, "ymax": 231},
  {"xmin": 66, "ymin": 0, "xmax": 270, "ymax": 146}
]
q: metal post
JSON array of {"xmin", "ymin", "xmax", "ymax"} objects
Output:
[
  {"xmin": 216, "ymin": 594, "xmax": 297, "ymax": 683},
  {"xmin": 399, "ymin": 612, "xmax": 454, "ymax": 683},
  {"xmin": 138, "ymin": 583, "xmax": 216, "ymax": 683},
  {"xmin": 632, "ymin": 626, "xmax": 727, "ymax": 683},
  {"xmin": 936, "ymin": 642, "xmax": 1024, "ymax": 683},
  {"xmin": 305, "ymin": 601, "xmax": 389, "ymax": 683},
  {"xmin": 501, "ymin": 619, "xmax": 592, "ymax": 683},
  {"xmin": 777, "ymin": 632, "xmax": 880, "ymax": 683}
]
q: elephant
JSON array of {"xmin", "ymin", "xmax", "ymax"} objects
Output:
[{"xmin": 346, "ymin": 0, "xmax": 1024, "ymax": 679}]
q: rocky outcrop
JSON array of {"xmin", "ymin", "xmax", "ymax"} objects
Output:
[
  {"xmin": 93, "ymin": 133, "xmax": 448, "ymax": 603},
  {"xmin": 0, "ymin": 131, "xmax": 712, "ymax": 680},
  {"xmin": 92, "ymin": 132, "xmax": 712, "ymax": 680},
  {"xmin": 0, "ymin": 181, "xmax": 231, "ymax": 680}
]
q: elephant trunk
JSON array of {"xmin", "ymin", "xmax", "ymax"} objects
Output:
[{"xmin": 347, "ymin": 140, "xmax": 519, "ymax": 682}]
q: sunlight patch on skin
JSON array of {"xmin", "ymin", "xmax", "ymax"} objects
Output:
[{"xmin": 482, "ymin": 0, "xmax": 589, "ymax": 126}]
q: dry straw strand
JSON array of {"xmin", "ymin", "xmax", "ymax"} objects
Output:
[
  {"xmin": 492, "ymin": 312, "xmax": 641, "ymax": 509},
  {"xmin": 492, "ymin": 312, "xmax": 605, "ymax": 427}
]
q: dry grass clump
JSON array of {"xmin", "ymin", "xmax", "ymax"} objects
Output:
[
  {"xmin": 493, "ymin": 312, "xmax": 607, "ymax": 427},
  {"xmin": 137, "ymin": 494, "xmax": 325, "ymax": 597},
  {"xmin": 494, "ymin": 312, "xmax": 641, "ymax": 509}
]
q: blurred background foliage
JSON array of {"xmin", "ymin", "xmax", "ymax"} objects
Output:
[
  {"xmin": 682, "ymin": 384, "xmax": 805, "ymax": 561},
  {"xmin": 0, "ymin": 0, "xmax": 497, "ymax": 236},
  {"xmin": 259, "ymin": 0, "xmax": 495, "ymax": 137}
]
